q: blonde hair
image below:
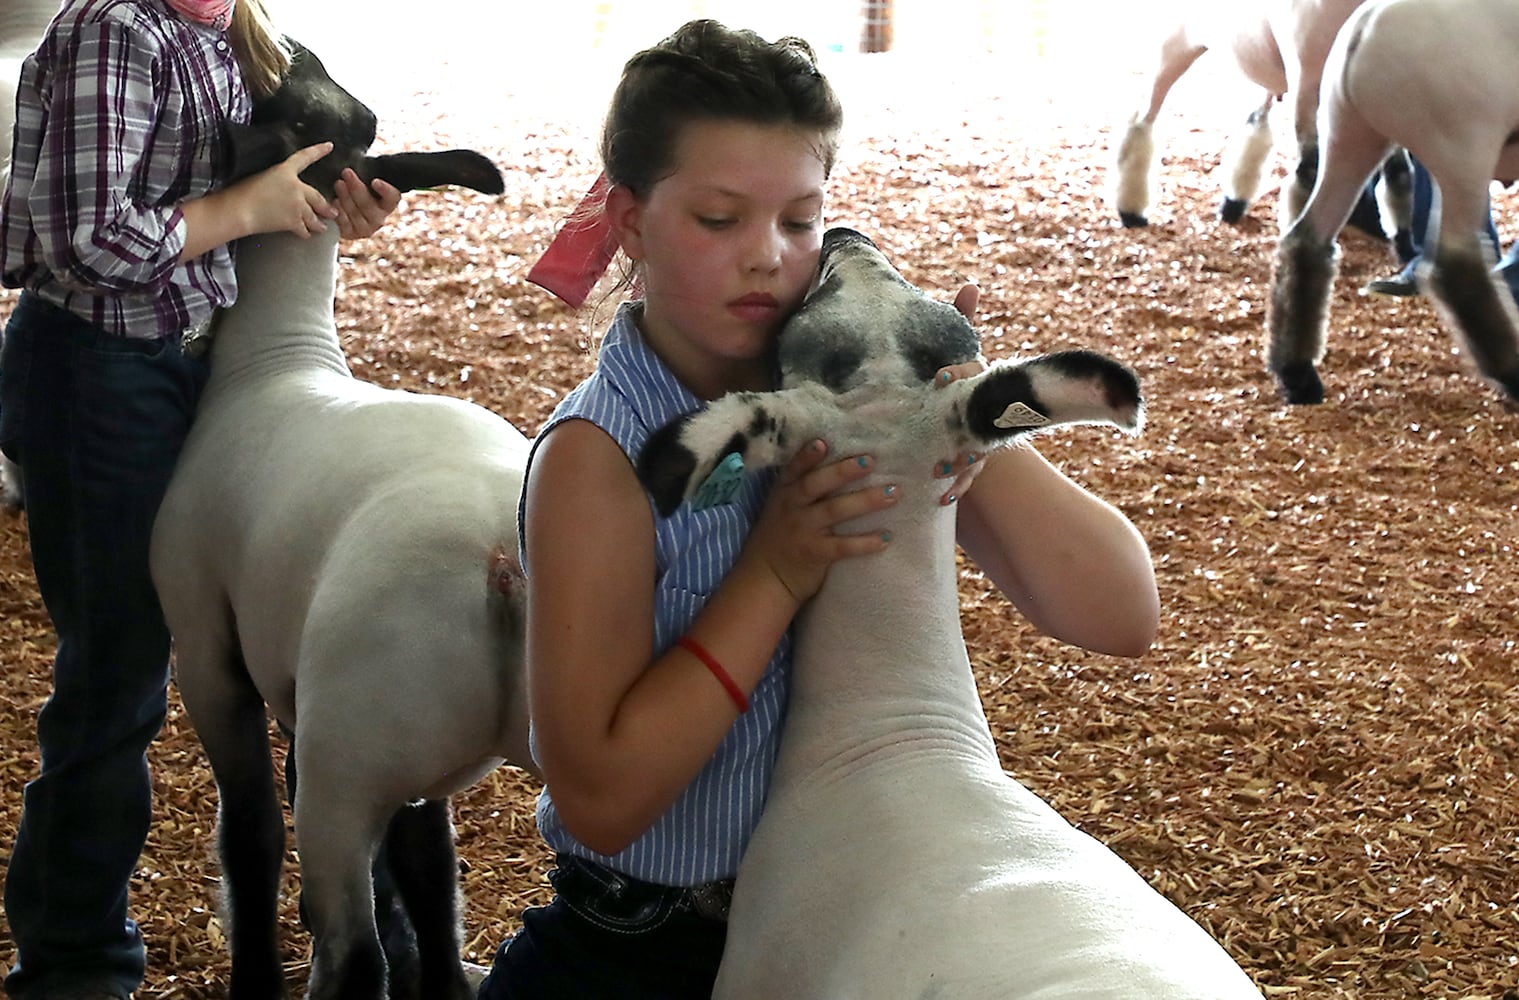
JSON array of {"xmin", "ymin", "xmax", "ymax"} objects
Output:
[{"xmin": 228, "ymin": 0, "xmax": 290, "ymax": 100}]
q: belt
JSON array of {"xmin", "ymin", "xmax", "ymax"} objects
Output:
[
  {"xmin": 552, "ymin": 854, "xmax": 735, "ymax": 924},
  {"xmin": 684, "ymin": 878, "xmax": 735, "ymax": 922}
]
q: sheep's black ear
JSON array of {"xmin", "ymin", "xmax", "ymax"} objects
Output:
[
  {"xmin": 223, "ymin": 120, "xmax": 296, "ymax": 184},
  {"xmin": 636, "ymin": 414, "xmax": 702, "ymax": 518},
  {"xmin": 361, "ymin": 150, "xmax": 505, "ymax": 195}
]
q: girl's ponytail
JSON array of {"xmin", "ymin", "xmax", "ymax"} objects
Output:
[{"xmin": 228, "ymin": 0, "xmax": 290, "ymax": 100}]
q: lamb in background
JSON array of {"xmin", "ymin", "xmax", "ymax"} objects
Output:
[
  {"xmin": 148, "ymin": 41, "xmax": 527, "ymax": 1000},
  {"xmin": 638, "ymin": 228, "xmax": 1264, "ymax": 999},
  {"xmin": 1267, "ymin": 0, "xmax": 1519, "ymax": 405},
  {"xmin": 1109, "ymin": 0, "xmax": 1399, "ymax": 234}
]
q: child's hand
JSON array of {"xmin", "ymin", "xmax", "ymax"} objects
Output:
[
  {"xmin": 934, "ymin": 360, "xmax": 989, "ymax": 504},
  {"xmin": 333, "ymin": 169, "xmax": 401, "ymax": 240},
  {"xmin": 935, "ymin": 281, "xmax": 987, "ymax": 505},
  {"xmin": 744, "ymin": 440, "xmax": 897, "ymax": 603},
  {"xmin": 237, "ymin": 141, "xmax": 339, "ymax": 238}
]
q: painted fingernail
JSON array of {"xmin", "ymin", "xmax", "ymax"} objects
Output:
[
  {"xmin": 857, "ymin": 456, "xmax": 871, "ymax": 468},
  {"xmin": 939, "ymin": 461, "xmax": 953, "ymax": 476},
  {"xmin": 967, "ymin": 452, "xmax": 980, "ymax": 465},
  {"xmin": 939, "ymin": 371, "xmax": 952, "ymax": 384},
  {"xmin": 880, "ymin": 530, "xmax": 893, "ymax": 543},
  {"xmin": 943, "ymin": 493, "xmax": 958, "ymax": 506},
  {"xmin": 883, "ymin": 485, "xmax": 897, "ymax": 498}
]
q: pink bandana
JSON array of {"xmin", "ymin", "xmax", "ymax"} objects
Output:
[
  {"xmin": 527, "ymin": 173, "xmax": 620, "ymax": 308},
  {"xmin": 164, "ymin": 0, "xmax": 236, "ymax": 30}
]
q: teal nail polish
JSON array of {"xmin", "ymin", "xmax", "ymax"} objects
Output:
[
  {"xmin": 939, "ymin": 461, "xmax": 953, "ymax": 476},
  {"xmin": 880, "ymin": 530, "xmax": 893, "ymax": 543},
  {"xmin": 939, "ymin": 371, "xmax": 951, "ymax": 384},
  {"xmin": 883, "ymin": 485, "xmax": 897, "ymax": 498},
  {"xmin": 857, "ymin": 456, "xmax": 870, "ymax": 468}
]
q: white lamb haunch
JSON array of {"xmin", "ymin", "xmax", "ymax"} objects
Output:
[
  {"xmin": 639, "ymin": 228, "xmax": 1263, "ymax": 999},
  {"xmin": 1267, "ymin": 0, "xmax": 1519, "ymax": 404},
  {"xmin": 149, "ymin": 42, "xmax": 524, "ymax": 1000}
]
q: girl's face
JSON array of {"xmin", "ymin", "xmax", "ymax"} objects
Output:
[{"xmin": 614, "ymin": 120, "xmax": 829, "ymax": 399}]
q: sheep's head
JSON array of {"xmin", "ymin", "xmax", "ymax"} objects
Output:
[
  {"xmin": 636, "ymin": 227, "xmax": 1142, "ymax": 517},
  {"xmin": 779, "ymin": 227, "xmax": 981, "ymax": 393},
  {"xmin": 224, "ymin": 39, "xmax": 504, "ymax": 197}
]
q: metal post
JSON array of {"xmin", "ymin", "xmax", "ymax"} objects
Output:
[{"xmin": 861, "ymin": 0, "xmax": 894, "ymax": 53}]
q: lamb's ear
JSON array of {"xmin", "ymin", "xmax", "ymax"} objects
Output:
[
  {"xmin": 223, "ymin": 120, "xmax": 297, "ymax": 184},
  {"xmin": 636, "ymin": 391, "xmax": 804, "ymax": 517},
  {"xmin": 636, "ymin": 413, "xmax": 704, "ymax": 518},
  {"xmin": 963, "ymin": 350, "xmax": 1143, "ymax": 445},
  {"xmin": 360, "ymin": 150, "xmax": 505, "ymax": 195}
]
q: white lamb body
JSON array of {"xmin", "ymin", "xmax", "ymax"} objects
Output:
[
  {"xmin": 640, "ymin": 229, "xmax": 1263, "ymax": 999},
  {"xmin": 717, "ymin": 452, "xmax": 1260, "ymax": 999},
  {"xmin": 696, "ymin": 395, "xmax": 1261, "ymax": 998},
  {"xmin": 1268, "ymin": 0, "xmax": 1519, "ymax": 403},
  {"xmin": 1110, "ymin": 0, "xmax": 1374, "ymax": 228},
  {"xmin": 150, "ymin": 225, "xmax": 530, "ymax": 999}
]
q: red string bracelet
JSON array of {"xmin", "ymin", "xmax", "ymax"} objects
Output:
[{"xmin": 677, "ymin": 635, "xmax": 749, "ymax": 714}]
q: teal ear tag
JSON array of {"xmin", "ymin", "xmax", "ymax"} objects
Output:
[{"xmin": 691, "ymin": 452, "xmax": 745, "ymax": 511}]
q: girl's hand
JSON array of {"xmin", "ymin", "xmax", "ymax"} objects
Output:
[
  {"xmin": 935, "ymin": 281, "xmax": 987, "ymax": 505},
  {"xmin": 333, "ymin": 168, "xmax": 401, "ymax": 240},
  {"xmin": 237, "ymin": 141, "xmax": 339, "ymax": 238},
  {"xmin": 743, "ymin": 440, "xmax": 897, "ymax": 604}
]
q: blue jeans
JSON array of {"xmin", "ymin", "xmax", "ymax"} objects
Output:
[
  {"xmin": 477, "ymin": 855, "xmax": 730, "ymax": 1000},
  {"xmin": 0, "ymin": 292, "xmax": 208, "ymax": 998},
  {"xmin": 1396, "ymin": 155, "xmax": 1519, "ymax": 299}
]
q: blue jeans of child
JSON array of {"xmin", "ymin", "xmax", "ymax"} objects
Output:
[
  {"xmin": 477, "ymin": 855, "xmax": 730, "ymax": 1000},
  {"xmin": 0, "ymin": 292, "xmax": 208, "ymax": 998},
  {"xmin": 1396, "ymin": 155, "xmax": 1519, "ymax": 299}
]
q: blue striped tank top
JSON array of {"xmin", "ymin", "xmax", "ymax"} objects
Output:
[{"xmin": 518, "ymin": 303, "xmax": 790, "ymax": 886}]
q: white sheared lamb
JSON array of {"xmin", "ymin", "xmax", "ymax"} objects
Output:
[
  {"xmin": 1110, "ymin": 0, "xmax": 1384, "ymax": 230},
  {"xmin": 148, "ymin": 43, "xmax": 528, "ymax": 1000},
  {"xmin": 1267, "ymin": 0, "xmax": 1519, "ymax": 405},
  {"xmin": 638, "ymin": 228, "xmax": 1264, "ymax": 1000}
]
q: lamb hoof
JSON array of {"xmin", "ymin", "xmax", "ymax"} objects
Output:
[
  {"xmin": 1218, "ymin": 197, "xmax": 1247, "ymax": 225},
  {"xmin": 1498, "ymin": 370, "xmax": 1519, "ymax": 404},
  {"xmin": 1118, "ymin": 211, "xmax": 1148, "ymax": 228},
  {"xmin": 1275, "ymin": 363, "xmax": 1325, "ymax": 405}
]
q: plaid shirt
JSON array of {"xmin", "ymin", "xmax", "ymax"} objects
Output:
[{"xmin": 0, "ymin": 0, "xmax": 250, "ymax": 340}]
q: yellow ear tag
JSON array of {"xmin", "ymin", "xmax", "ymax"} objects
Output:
[{"xmin": 691, "ymin": 452, "xmax": 746, "ymax": 511}]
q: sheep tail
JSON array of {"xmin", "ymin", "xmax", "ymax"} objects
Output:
[{"xmin": 488, "ymin": 546, "xmax": 526, "ymax": 631}]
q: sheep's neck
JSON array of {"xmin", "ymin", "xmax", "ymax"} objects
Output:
[
  {"xmin": 207, "ymin": 228, "xmax": 351, "ymax": 392},
  {"xmin": 779, "ymin": 479, "xmax": 1000, "ymax": 785}
]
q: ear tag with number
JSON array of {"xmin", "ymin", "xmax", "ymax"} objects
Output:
[
  {"xmin": 691, "ymin": 452, "xmax": 746, "ymax": 510},
  {"xmin": 992, "ymin": 402, "xmax": 1051, "ymax": 430}
]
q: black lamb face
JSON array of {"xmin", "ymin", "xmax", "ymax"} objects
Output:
[
  {"xmin": 224, "ymin": 38, "xmax": 377, "ymax": 194},
  {"xmin": 778, "ymin": 228, "xmax": 980, "ymax": 393}
]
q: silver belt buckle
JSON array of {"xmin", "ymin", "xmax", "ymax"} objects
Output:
[
  {"xmin": 179, "ymin": 313, "xmax": 216, "ymax": 358},
  {"xmin": 686, "ymin": 879, "xmax": 734, "ymax": 922}
]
